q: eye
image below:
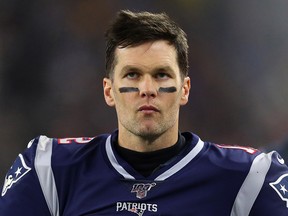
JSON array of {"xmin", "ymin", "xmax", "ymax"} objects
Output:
[
  {"xmin": 155, "ymin": 72, "xmax": 170, "ymax": 80},
  {"xmin": 125, "ymin": 72, "xmax": 139, "ymax": 79}
]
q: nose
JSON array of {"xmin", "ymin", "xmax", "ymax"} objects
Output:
[{"xmin": 139, "ymin": 75, "xmax": 157, "ymax": 98}]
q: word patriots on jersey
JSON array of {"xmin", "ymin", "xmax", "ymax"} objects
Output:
[
  {"xmin": 131, "ymin": 182, "xmax": 156, "ymax": 199},
  {"xmin": 1, "ymin": 154, "xmax": 31, "ymax": 196},
  {"xmin": 270, "ymin": 173, "xmax": 288, "ymax": 207},
  {"xmin": 116, "ymin": 202, "xmax": 158, "ymax": 216}
]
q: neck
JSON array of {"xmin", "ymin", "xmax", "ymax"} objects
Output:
[
  {"xmin": 118, "ymin": 125, "xmax": 179, "ymax": 152},
  {"xmin": 115, "ymin": 133, "xmax": 186, "ymax": 177}
]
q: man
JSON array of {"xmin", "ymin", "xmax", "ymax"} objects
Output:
[{"xmin": 1, "ymin": 10, "xmax": 288, "ymax": 216}]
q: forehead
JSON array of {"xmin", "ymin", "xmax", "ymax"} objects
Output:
[{"xmin": 114, "ymin": 40, "xmax": 179, "ymax": 73}]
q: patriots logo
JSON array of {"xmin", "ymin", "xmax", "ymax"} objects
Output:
[
  {"xmin": 270, "ymin": 173, "xmax": 288, "ymax": 207},
  {"xmin": 1, "ymin": 154, "xmax": 31, "ymax": 196},
  {"xmin": 129, "ymin": 207, "xmax": 145, "ymax": 216}
]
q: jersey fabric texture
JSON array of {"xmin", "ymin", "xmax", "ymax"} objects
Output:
[{"xmin": 1, "ymin": 131, "xmax": 288, "ymax": 216}]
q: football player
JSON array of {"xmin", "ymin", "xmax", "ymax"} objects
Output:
[{"xmin": 1, "ymin": 10, "xmax": 288, "ymax": 216}]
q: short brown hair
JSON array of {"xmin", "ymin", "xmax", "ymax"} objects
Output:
[{"xmin": 105, "ymin": 10, "xmax": 189, "ymax": 79}]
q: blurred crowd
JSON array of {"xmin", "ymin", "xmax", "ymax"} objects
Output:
[{"xmin": 1, "ymin": 0, "xmax": 288, "ymax": 182}]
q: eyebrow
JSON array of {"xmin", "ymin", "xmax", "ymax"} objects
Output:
[
  {"xmin": 120, "ymin": 65, "xmax": 175, "ymax": 75},
  {"xmin": 120, "ymin": 65, "xmax": 141, "ymax": 75}
]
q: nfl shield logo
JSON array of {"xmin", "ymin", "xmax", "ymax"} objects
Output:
[
  {"xmin": 131, "ymin": 183, "xmax": 156, "ymax": 199},
  {"xmin": 1, "ymin": 154, "xmax": 31, "ymax": 196},
  {"xmin": 270, "ymin": 173, "xmax": 288, "ymax": 207}
]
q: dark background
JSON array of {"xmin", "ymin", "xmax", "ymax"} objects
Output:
[{"xmin": 1, "ymin": 0, "xmax": 288, "ymax": 183}]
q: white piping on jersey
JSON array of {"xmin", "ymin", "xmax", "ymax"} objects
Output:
[
  {"xmin": 105, "ymin": 135, "xmax": 204, "ymax": 181},
  {"xmin": 35, "ymin": 136, "xmax": 60, "ymax": 216},
  {"xmin": 230, "ymin": 151, "xmax": 274, "ymax": 216},
  {"xmin": 155, "ymin": 138, "xmax": 204, "ymax": 181},
  {"xmin": 105, "ymin": 135, "xmax": 136, "ymax": 180}
]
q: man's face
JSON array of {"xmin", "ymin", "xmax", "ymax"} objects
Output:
[{"xmin": 103, "ymin": 40, "xmax": 190, "ymax": 140}]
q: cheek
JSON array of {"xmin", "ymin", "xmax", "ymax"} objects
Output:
[
  {"xmin": 159, "ymin": 97, "xmax": 179, "ymax": 117},
  {"xmin": 114, "ymin": 93, "xmax": 134, "ymax": 111},
  {"xmin": 165, "ymin": 92, "xmax": 182, "ymax": 105}
]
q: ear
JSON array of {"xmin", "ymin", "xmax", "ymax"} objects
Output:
[
  {"xmin": 103, "ymin": 78, "xmax": 115, "ymax": 107},
  {"xmin": 180, "ymin": 76, "xmax": 190, "ymax": 106}
]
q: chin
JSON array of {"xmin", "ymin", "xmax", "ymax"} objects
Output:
[{"xmin": 136, "ymin": 127, "xmax": 164, "ymax": 140}]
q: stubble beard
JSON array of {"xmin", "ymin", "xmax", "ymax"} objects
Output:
[{"xmin": 121, "ymin": 115, "xmax": 177, "ymax": 143}]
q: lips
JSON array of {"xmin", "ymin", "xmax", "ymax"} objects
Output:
[{"xmin": 138, "ymin": 105, "xmax": 159, "ymax": 113}]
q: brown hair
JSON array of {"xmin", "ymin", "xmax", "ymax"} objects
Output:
[{"xmin": 105, "ymin": 10, "xmax": 189, "ymax": 79}]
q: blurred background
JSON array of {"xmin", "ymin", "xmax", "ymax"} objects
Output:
[{"xmin": 1, "ymin": 0, "xmax": 288, "ymax": 183}]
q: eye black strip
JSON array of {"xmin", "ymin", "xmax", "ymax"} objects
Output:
[
  {"xmin": 119, "ymin": 86, "xmax": 177, "ymax": 93},
  {"xmin": 159, "ymin": 87, "xmax": 177, "ymax": 93},
  {"xmin": 119, "ymin": 87, "xmax": 139, "ymax": 93}
]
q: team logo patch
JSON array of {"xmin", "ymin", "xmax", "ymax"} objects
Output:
[
  {"xmin": 270, "ymin": 173, "xmax": 288, "ymax": 207},
  {"xmin": 1, "ymin": 154, "xmax": 31, "ymax": 196},
  {"xmin": 131, "ymin": 183, "xmax": 156, "ymax": 199}
]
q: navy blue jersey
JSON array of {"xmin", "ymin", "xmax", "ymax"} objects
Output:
[{"xmin": 1, "ymin": 131, "xmax": 288, "ymax": 216}]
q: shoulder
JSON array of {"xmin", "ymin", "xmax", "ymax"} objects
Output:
[
  {"xmin": 206, "ymin": 140, "xmax": 288, "ymax": 186},
  {"xmin": 1, "ymin": 133, "xmax": 110, "ymax": 196},
  {"xmin": 184, "ymin": 132, "xmax": 287, "ymax": 175},
  {"xmin": 18, "ymin": 134, "xmax": 109, "ymax": 153},
  {"xmin": 183, "ymin": 132, "xmax": 260, "ymax": 168},
  {"xmin": 208, "ymin": 142, "xmax": 260, "ymax": 166},
  {"xmin": 35, "ymin": 133, "xmax": 109, "ymax": 147},
  {"xmin": 30, "ymin": 134, "xmax": 110, "ymax": 163},
  {"xmin": 189, "ymin": 133, "xmax": 288, "ymax": 213},
  {"xmin": 185, "ymin": 133, "xmax": 288, "ymax": 213},
  {"xmin": 207, "ymin": 141, "xmax": 287, "ymax": 175},
  {"xmin": 235, "ymin": 151, "xmax": 288, "ymax": 214},
  {"xmin": 4, "ymin": 133, "xmax": 110, "ymax": 180}
]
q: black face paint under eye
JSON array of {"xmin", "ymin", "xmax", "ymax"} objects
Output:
[
  {"xmin": 158, "ymin": 87, "xmax": 177, "ymax": 93},
  {"xmin": 118, "ymin": 86, "xmax": 177, "ymax": 93},
  {"xmin": 119, "ymin": 87, "xmax": 139, "ymax": 93}
]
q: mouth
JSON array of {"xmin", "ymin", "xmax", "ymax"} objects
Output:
[{"xmin": 138, "ymin": 105, "xmax": 160, "ymax": 114}]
